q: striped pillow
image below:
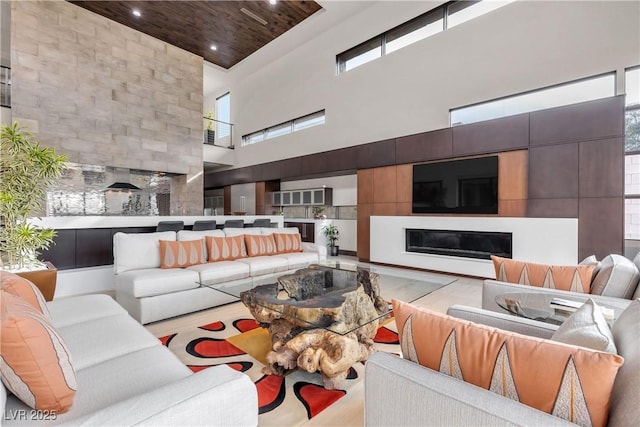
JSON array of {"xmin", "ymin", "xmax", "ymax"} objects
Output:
[
  {"xmin": 159, "ymin": 239, "xmax": 206, "ymax": 269},
  {"xmin": 244, "ymin": 234, "xmax": 277, "ymax": 257},
  {"xmin": 0, "ymin": 291, "xmax": 77, "ymax": 413},
  {"xmin": 393, "ymin": 299, "xmax": 623, "ymax": 427},
  {"xmin": 1, "ymin": 271, "xmax": 51, "ymax": 319},
  {"xmin": 206, "ymin": 235, "xmax": 247, "ymax": 262},
  {"xmin": 491, "ymin": 255, "xmax": 595, "ymax": 293},
  {"xmin": 273, "ymin": 232, "xmax": 303, "ymax": 254}
]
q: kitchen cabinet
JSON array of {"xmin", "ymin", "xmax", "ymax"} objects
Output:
[
  {"xmin": 285, "ymin": 222, "xmax": 315, "ymax": 242},
  {"xmin": 272, "ymin": 188, "xmax": 332, "ymax": 206}
]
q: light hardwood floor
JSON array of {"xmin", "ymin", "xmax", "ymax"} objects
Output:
[{"xmin": 144, "ymin": 258, "xmax": 484, "ymax": 426}]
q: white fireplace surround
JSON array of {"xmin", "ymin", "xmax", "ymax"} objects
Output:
[{"xmin": 370, "ymin": 216, "xmax": 579, "ymax": 278}]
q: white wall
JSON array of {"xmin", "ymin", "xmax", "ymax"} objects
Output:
[
  {"xmin": 1, "ymin": 106, "xmax": 10, "ymax": 124},
  {"xmin": 280, "ymin": 174, "xmax": 357, "ymax": 206},
  {"xmin": 222, "ymin": 0, "xmax": 639, "ymax": 169}
]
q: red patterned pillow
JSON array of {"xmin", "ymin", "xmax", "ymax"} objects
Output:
[
  {"xmin": 159, "ymin": 239, "xmax": 206, "ymax": 269},
  {"xmin": 491, "ymin": 255, "xmax": 594, "ymax": 293},
  {"xmin": 244, "ymin": 234, "xmax": 277, "ymax": 257},
  {"xmin": 393, "ymin": 299, "xmax": 622, "ymax": 427},
  {"xmin": 273, "ymin": 233, "xmax": 303, "ymax": 254},
  {"xmin": 206, "ymin": 235, "xmax": 247, "ymax": 262}
]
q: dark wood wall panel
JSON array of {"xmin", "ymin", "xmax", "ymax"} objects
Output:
[
  {"xmin": 452, "ymin": 113, "xmax": 530, "ymax": 156},
  {"xmin": 324, "ymin": 146, "xmax": 358, "ymax": 173},
  {"xmin": 395, "ymin": 128, "xmax": 452, "ymax": 164},
  {"xmin": 76, "ymin": 229, "xmax": 112, "ymax": 268},
  {"xmin": 579, "ymin": 197, "xmax": 624, "ymax": 259},
  {"xmin": 255, "ymin": 181, "xmax": 266, "ymax": 215},
  {"xmin": 278, "ymin": 158, "xmax": 303, "ymax": 179},
  {"xmin": 357, "ymin": 169, "xmax": 374, "ymax": 204},
  {"xmin": 528, "ymin": 143, "xmax": 580, "ymax": 199},
  {"xmin": 579, "ymin": 137, "xmax": 624, "ymax": 198},
  {"xmin": 528, "ymin": 198, "xmax": 579, "ymax": 218},
  {"xmin": 301, "ymin": 153, "xmax": 328, "ymax": 176},
  {"xmin": 40, "ymin": 229, "xmax": 76, "ymax": 270},
  {"xmin": 356, "ymin": 139, "xmax": 396, "ymax": 169},
  {"xmin": 530, "ymin": 96, "xmax": 624, "ymax": 146},
  {"xmin": 223, "ymin": 186, "xmax": 232, "ymax": 214}
]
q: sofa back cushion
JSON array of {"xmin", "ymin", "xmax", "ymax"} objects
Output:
[
  {"xmin": 590, "ymin": 254, "xmax": 640, "ymax": 299},
  {"xmin": 113, "ymin": 231, "xmax": 176, "ymax": 274},
  {"xmin": 244, "ymin": 234, "xmax": 277, "ymax": 257},
  {"xmin": 206, "ymin": 235, "xmax": 247, "ymax": 262},
  {"xmin": 273, "ymin": 232, "xmax": 303, "ymax": 254},
  {"xmin": 177, "ymin": 229, "xmax": 224, "ymax": 241},
  {"xmin": 0, "ymin": 292, "xmax": 76, "ymax": 413},
  {"xmin": 261, "ymin": 227, "xmax": 299, "ymax": 235},
  {"xmin": 1, "ymin": 272, "xmax": 51, "ymax": 319},
  {"xmin": 224, "ymin": 228, "xmax": 261, "ymax": 237},
  {"xmin": 550, "ymin": 299, "xmax": 617, "ymax": 353},
  {"xmin": 491, "ymin": 255, "xmax": 594, "ymax": 293},
  {"xmin": 393, "ymin": 299, "xmax": 623, "ymax": 427},
  {"xmin": 608, "ymin": 299, "xmax": 640, "ymax": 427},
  {"xmin": 159, "ymin": 239, "xmax": 206, "ymax": 269}
]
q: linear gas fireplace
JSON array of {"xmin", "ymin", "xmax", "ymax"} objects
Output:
[{"xmin": 405, "ymin": 229, "xmax": 512, "ymax": 260}]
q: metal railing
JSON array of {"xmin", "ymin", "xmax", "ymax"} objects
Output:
[
  {"xmin": 203, "ymin": 117, "xmax": 234, "ymax": 149},
  {"xmin": 0, "ymin": 66, "xmax": 10, "ymax": 108}
]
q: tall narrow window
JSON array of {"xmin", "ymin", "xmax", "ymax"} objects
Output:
[
  {"xmin": 624, "ymin": 67, "xmax": 640, "ymax": 259},
  {"xmin": 386, "ymin": 9, "xmax": 444, "ymax": 54},
  {"xmin": 447, "ymin": 1, "xmax": 514, "ymax": 28},
  {"xmin": 337, "ymin": 37, "xmax": 382, "ymax": 73},
  {"xmin": 216, "ymin": 92, "xmax": 231, "ymax": 138}
]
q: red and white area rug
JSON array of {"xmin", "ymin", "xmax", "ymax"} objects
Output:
[{"xmin": 159, "ymin": 315, "xmax": 400, "ymax": 426}]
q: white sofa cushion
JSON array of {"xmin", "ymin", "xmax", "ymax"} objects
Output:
[
  {"xmin": 275, "ymin": 252, "xmax": 320, "ymax": 269},
  {"xmin": 260, "ymin": 227, "xmax": 298, "ymax": 235},
  {"xmin": 48, "ymin": 295, "xmax": 126, "ymax": 328},
  {"xmin": 56, "ymin": 314, "xmax": 161, "ymax": 370},
  {"xmin": 113, "ymin": 231, "xmax": 176, "ymax": 274},
  {"xmin": 187, "ymin": 261, "xmax": 251, "ymax": 286},
  {"xmin": 117, "ymin": 268, "xmax": 200, "ymax": 298},
  {"xmin": 224, "ymin": 228, "xmax": 261, "ymax": 237},
  {"xmin": 177, "ymin": 229, "xmax": 224, "ymax": 241},
  {"xmin": 550, "ymin": 299, "xmax": 617, "ymax": 353},
  {"xmin": 237, "ymin": 256, "xmax": 289, "ymax": 276},
  {"xmin": 591, "ymin": 254, "xmax": 640, "ymax": 299}
]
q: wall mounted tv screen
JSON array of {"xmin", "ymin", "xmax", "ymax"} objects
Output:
[{"xmin": 412, "ymin": 156, "xmax": 498, "ymax": 214}]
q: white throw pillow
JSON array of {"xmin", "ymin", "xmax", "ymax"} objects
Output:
[{"xmin": 551, "ymin": 299, "xmax": 617, "ymax": 354}]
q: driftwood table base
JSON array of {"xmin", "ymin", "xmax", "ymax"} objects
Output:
[{"xmin": 241, "ymin": 265, "xmax": 387, "ymax": 389}]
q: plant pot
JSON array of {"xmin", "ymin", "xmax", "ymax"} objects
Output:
[
  {"xmin": 204, "ymin": 129, "xmax": 215, "ymax": 145},
  {"xmin": 15, "ymin": 262, "xmax": 58, "ymax": 301},
  {"xmin": 329, "ymin": 245, "xmax": 339, "ymax": 257}
]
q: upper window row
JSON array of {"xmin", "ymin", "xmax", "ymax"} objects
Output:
[
  {"xmin": 337, "ymin": 1, "xmax": 514, "ymax": 74},
  {"xmin": 242, "ymin": 110, "xmax": 325, "ymax": 146}
]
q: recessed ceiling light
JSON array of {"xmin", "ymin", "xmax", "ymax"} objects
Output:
[
  {"xmin": 269, "ymin": 0, "xmax": 277, "ymax": 5},
  {"xmin": 132, "ymin": 9, "xmax": 141, "ymax": 17},
  {"xmin": 210, "ymin": 45, "xmax": 218, "ymax": 51}
]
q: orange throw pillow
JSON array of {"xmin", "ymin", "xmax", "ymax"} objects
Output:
[
  {"xmin": 206, "ymin": 235, "xmax": 247, "ymax": 262},
  {"xmin": 1, "ymin": 271, "xmax": 51, "ymax": 319},
  {"xmin": 244, "ymin": 234, "xmax": 277, "ymax": 257},
  {"xmin": 491, "ymin": 255, "xmax": 595, "ymax": 293},
  {"xmin": 273, "ymin": 233, "xmax": 303, "ymax": 254},
  {"xmin": 159, "ymin": 239, "xmax": 206, "ymax": 269},
  {"xmin": 1, "ymin": 291, "xmax": 77, "ymax": 413},
  {"xmin": 392, "ymin": 299, "xmax": 623, "ymax": 427}
]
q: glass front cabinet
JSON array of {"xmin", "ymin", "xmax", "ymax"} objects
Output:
[{"xmin": 272, "ymin": 188, "xmax": 332, "ymax": 206}]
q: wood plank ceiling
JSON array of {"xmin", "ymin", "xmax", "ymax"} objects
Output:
[{"xmin": 68, "ymin": 1, "xmax": 323, "ymax": 69}]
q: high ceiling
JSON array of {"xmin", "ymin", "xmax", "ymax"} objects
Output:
[{"xmin": 68, "ymin": 1, "xmax": 323, "ymax": 69}]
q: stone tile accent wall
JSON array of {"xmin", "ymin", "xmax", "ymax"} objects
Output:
[{"xmin": 11, "ymin": 0, "xmax": 204, "ymax": 214}]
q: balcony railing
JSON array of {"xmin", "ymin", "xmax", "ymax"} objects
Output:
[
  {"xmin": 203, "ymin": 117, "xmax": 234, "ymax": 149},
  {"xmin": 0, "ymin": 66, "xmax": 10, "ymax": 108}
]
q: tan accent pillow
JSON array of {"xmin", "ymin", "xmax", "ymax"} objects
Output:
[
  {"xmin": 159, "ymin": 239, "xmax": 206, "ymax": 269},
  {"xmin": 273, "ymin": 232, "xmax": 303, "ymax": 254},
  {"xmin": 491, "ymin": 255, "xmax": 594, "ymax": 293},
  {"xmin": 393, "ymin": 299, "xmax": 623, "ymax": 427},
  {"xmin": 244, "ymin": 234, "xmax": 277, "ymax": 257},
  {"xmin": 1, "ymin": 291, "xmax": 77, "ymax": 413},
  {"xmin": 206, "ymin": 235, "xmax": 247, "ymax": 262},
  {"xmin": 551, "ymin": 299, "xmax": 617, "ymax": 353},
  {"xmin": 1, "ymin": 271, "xmax": 51, "ymax": 319}
]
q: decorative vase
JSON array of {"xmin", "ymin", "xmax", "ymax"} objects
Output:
[
  {"xmin": 15, "ymin": 262, "xmax": 58, "ymax": 301},
  {"xmin": 329, "ymin": 245, "xmax": 339, "ymax": 257}
]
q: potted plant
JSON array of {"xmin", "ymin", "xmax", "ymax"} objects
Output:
[
  {"xmin": 322, "ymin": 224, "xmax": 339, "ymax": 256},
  {"xmin": 204, "ymin": 111, "xmax": 215, "ymax": 144},
  {"xmin": 0, "ymin": 121, "xmax": 67, "ymax": 300},
  {"xmin": 312, "ymin": 206, "xmax": 325, "ymax": 219}
]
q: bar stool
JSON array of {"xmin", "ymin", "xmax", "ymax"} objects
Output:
[
  {"xmin": 156, "ymin": 221, "xmax": 184, "ymax": 232},
  {"xmin": 223, "ymin": 219, "xmax": 244, "ymax": 228},
  {"xmin": 192, "ymin": 220, "xmax": 216, "ymax": 231},
  {"xmin": 252, "ymin": 219, "xmax": 271, "ymax": 228}
]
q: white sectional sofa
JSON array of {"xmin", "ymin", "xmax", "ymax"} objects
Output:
[
  {"xmin": 2, "ymin": 292, "xmax": 258, "ymax": 426},
  {"xmin": 114, "ymin": 227, "xmax": 327, "ymax": 324}
]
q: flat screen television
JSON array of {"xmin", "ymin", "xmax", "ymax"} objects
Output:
[{"xmin": 412, "ymin": 156, "xmax": 498, "ymax": 214}]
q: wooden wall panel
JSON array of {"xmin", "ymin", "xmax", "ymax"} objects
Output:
[
  {"xmin": 357, "ymin": 169, "xmax": 374, "ymax": 204},
  {"xmin": 373, "ymin": 166, "xmax": 397, "ymax": 203},
  {"xmin": 396, "ymin": 164, "xmax": 413, "ymax": 203},
  {"xmin": 452, "ymin": 113, "xmax": 529, "ymax": 156},
  {"xmin": 529, "ymin": 143, "xmax": 580, "ymax": 199},
  {"xmin": 395, "ymin": 128, "xmax": 452, "ymax": 164},
  {"xmin": 579, "ymin": 197, "xmax": 624, "ymax": 259},
  {"xmin": 372, "ymin": 203, "xmax": 397, "ymax": 216},
  {"xmin": 357, "ymin": 139, "xmax": 396, "ymax": 169},
  {"xmin": 498, "ymin": 200, "xmax": 527, "ymax": 217},
  {"xmin": 357, "ymin": 204, "xmax": 373, "ymax": 261},
  {"xmin": 255, "ymin": 181, "xmax": 266, "ymax": 215},
  {"xmin": 498, "ymin": 150, "xmax": 528, "ymax": 203},
  {"xmin": 528, "ymin": 198, "xmax": 579, "ymax": 218},
  {"xmin": 579, "ymin": 137, "xmax": 624, "ymax": 198},
  {"xmin": 223, "ymin": 186, "xmax": 231, "ymax": 214}
]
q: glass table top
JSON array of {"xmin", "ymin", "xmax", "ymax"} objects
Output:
[{"xmin": 198, "ymin": 261, "xmax": 457, "ymax": 335}]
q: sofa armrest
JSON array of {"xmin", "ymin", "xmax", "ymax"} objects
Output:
[
  {"xmin": 482, "ymin": 279, "xmax": 631, "ymax": 319},
  {"xmin": 447, "ymin": 304, "xmax": 558, "ymax": 339},
  {"xmin": 69, "ymin": 366, "xmax": 257, "ymax": 426},
  {"xmin": 301, "ymin": 242, "xmax": 327, "ymax": 261},
  {"xmin": 365, "ymin": 352, "xmax": 574, "ymax": 427}
]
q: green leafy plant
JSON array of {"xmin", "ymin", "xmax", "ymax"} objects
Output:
[
  {"xmin": 0, "ymin": 122, "xmax": 67, "ymax": 270},
  {"xmin": 312, "ymin": 206, "xmax": 325, "ymax": 218},
  {"xmin": 205, "ymin": 111, "xmax": 214, "ymax": 131},
  {"xmin": 321, "ymin": 224, "xmax": 339, "ymax": 247}
]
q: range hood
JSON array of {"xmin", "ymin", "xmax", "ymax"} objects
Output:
[{"xmin": 106, "ymin": 168, "xmax": 141, "ymax": 191}]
